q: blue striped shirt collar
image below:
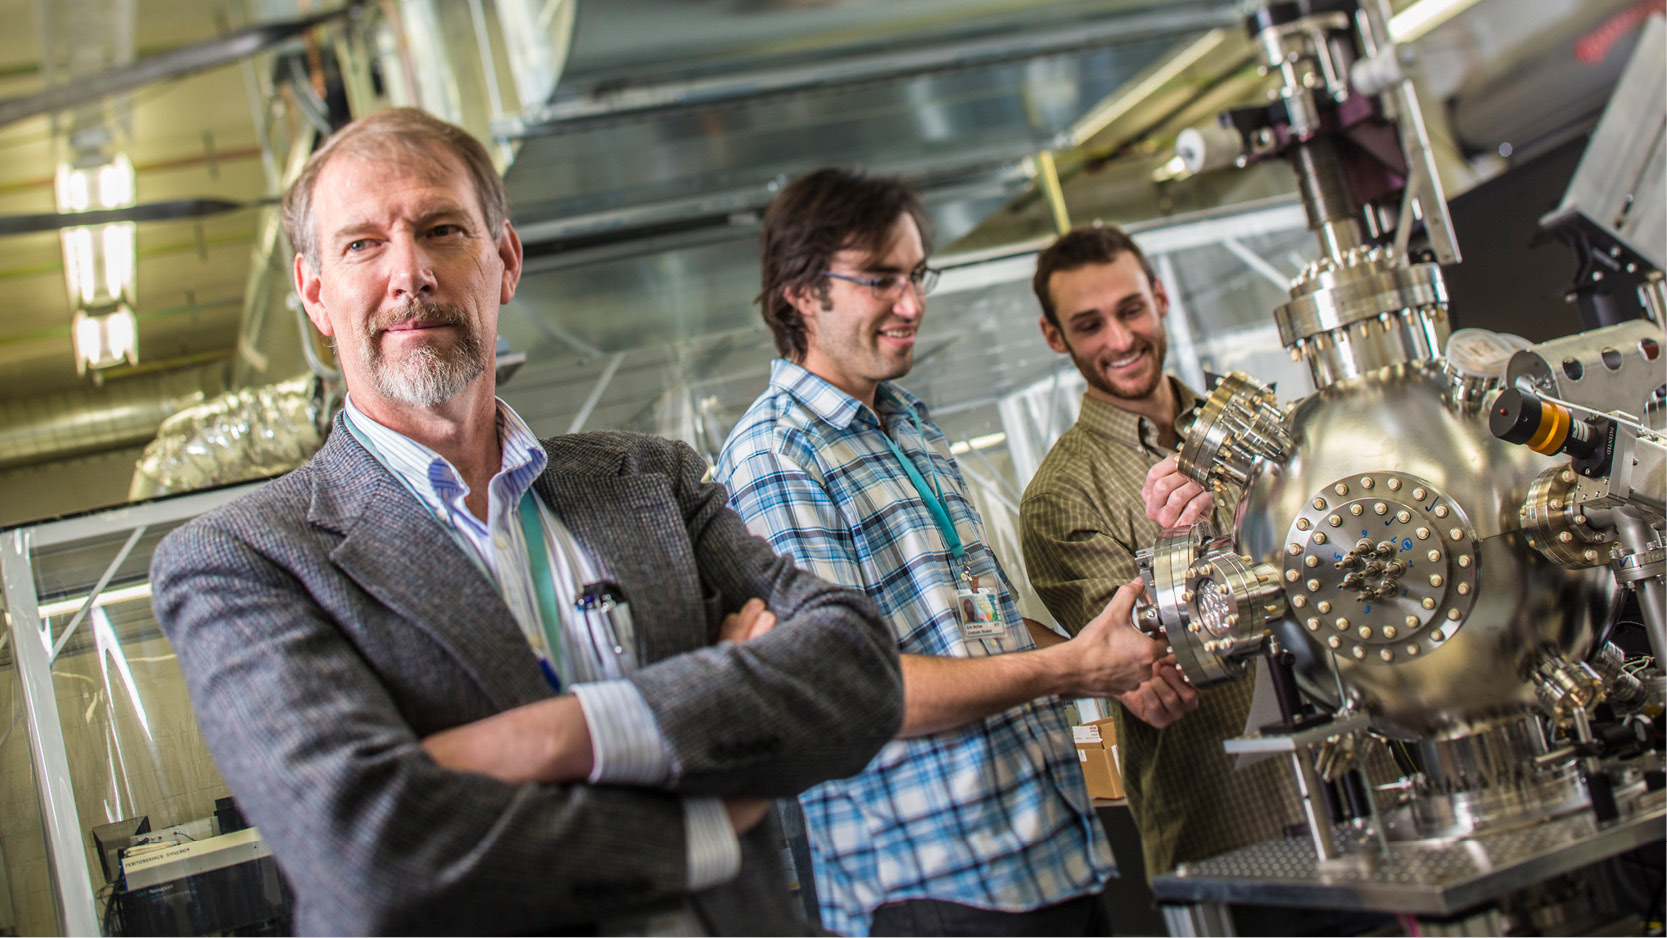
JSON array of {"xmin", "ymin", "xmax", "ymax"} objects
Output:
[
  {"xmin": 768, "ymin": 358, "xmax": 931, "ymax": 430},
  {"xmin": 342, "ymin": 393, "xmax": 548, "ymax": 528}
]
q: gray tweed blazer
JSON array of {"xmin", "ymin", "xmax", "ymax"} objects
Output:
[{"xmin": 150, "ymin": 421, "xmax": 902, "ymax": 935}]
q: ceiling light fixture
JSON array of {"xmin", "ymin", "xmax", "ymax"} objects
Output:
[
  {"xmin": 1389, "ymin": 0, "xmax": 1481, "ymax": 43},
  {"xmin": 4, "ymin": 582, "xmax": 154, "ymax": 623},
  {"xmin": 950, "ymin": 432, "xmax": 1008, "ymax": 455},
  {"xmin": 72, "ymin": 306, "xmax": 139, "ymax": 374},
  {"xmin": 54, "ymin": 154, "xmax": 139, "ymax": 374}
]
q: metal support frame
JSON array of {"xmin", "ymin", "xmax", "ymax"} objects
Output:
[
  {"xmin": 933, "ymin": 196, "xmax": 1311, "ymax": 293},
  {"xmin": 566, "ymin": 352, "xmax": 626, "ymax": 434},
  {"xmin": 1154, "ymin": 795, "xmax": 1665, "ymax": 915},
  {"xmin": 1, "ymin": 530, "xmax": 99, "ymax": 937},
  {"xmin": 1220, "ymin": 237, "xmax": 1291, "ymax": 290},
  {"xmin": 995, "ymin": 367, "xmax": 1082, "ymax": 489},
  {"xmin": 1225, "ymin": 712, "xmax": 1374, "ymax": 864},
  {"xmin": 951, "ymin": 450, "xmax": 1023, "ymax": 520},
  {"xmin": 1287, "ymin": 749, "xmax": 1340, "ymax": 862},
  {"xmin": 1361, "ymin": 0, "xmax": 1461, "ymax": 265},
  {"xmin": 1155, "ymin": 253, "xmax": 1208, "ymax": 394},
  {"xmin": 1161, "ymin": 900, "xmax": 1237, "ymax": 937},
  {"xmin": 49, "ymin": 525, "xmax": 145, "ymax": 663},
  {"xmin": 1033, "ymin": 150, "xmax": 1072, "ymax": 235}
]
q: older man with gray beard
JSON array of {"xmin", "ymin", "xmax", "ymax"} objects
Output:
[{"xmin": 148, "ymin": 108, "xmax": 903, "ymax": 936}]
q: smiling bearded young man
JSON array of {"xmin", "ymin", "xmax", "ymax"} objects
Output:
[
  {"xmin": 715, "ymin": 170, "xmax": 1176, "ymax": 937},
  {"xmin": 1016, "ymin": 224, "xmax": 1326, "ymax": 898}
]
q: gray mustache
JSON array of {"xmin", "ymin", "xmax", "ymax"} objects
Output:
[{"xmin": 371, "ymin": 302, "xmax": 467, "ymax": 334}]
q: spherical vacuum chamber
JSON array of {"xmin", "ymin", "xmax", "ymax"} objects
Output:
[{"xmin": 1237, "ymin": 363, "xmax": 1608, "ymax": 739}]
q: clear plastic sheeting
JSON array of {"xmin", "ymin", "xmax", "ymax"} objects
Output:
[
  {"xmin": 128, "ymin": 375, "xmax": 325, "ymax": 500},
  {"xmin": 2, "ymin": 495, "xmax": 271, "ymax": 936},
  {"xmin": 42, "ymin": 597, "xmax": 233, "ymax": 934}
]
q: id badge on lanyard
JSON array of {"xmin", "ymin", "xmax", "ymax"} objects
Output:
[
  {"xmin": 955, "ymin": 573, "xmax": 1006, "ymax": 642},
  {"xmin": 880, "ymin": 410, "xmax": 1008, "ymax": 650}
]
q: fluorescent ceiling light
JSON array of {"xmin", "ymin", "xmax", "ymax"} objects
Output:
[
  {"xmin": 950, "ymin": 432, "xmax": 1008, "ymax": 455},
  {"xmin": 1065, "ymin": 29, "xmax": 1228, "ymax": 149},
  {"xmin": 1390, "ymin": 0, "xmax": 1480, "ymax": 42},
  {"xmin": 55, "ymin": 155, "xmax": 139, "ymax": 376},
  {"xmin": 72, "ymin": 305, "xmax": 139, "ymax": 373},
  {"xmin": 66, "ymin": 226, "xmax": 97, "ymax": 306},
  {"xmin": 98, "ymin": 155, "xmax": 135, "ymax": 209},
  {"xmin": 32, "ymin": 582, "xmax": 153, "ymax": 619}
]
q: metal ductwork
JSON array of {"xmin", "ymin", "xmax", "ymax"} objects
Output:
[
  {"xmin": 0, "ymin": 367, "xmax": 221, "ymax": 470},
  {"xmin": 128, "ymin": 374, "xmax": 326, "ymax": 499}
]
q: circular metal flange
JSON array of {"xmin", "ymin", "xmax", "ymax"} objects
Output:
[
  {"xmin": 1404, "ymin": 715, "xmax": 1592, "ymax": 840},
  {"xmin": 1520, "ymin": 466, "xmax": 1610, "ymax": 568},
  {"xmin": 1530, "ymin": 649, "xmax": 1603, "ymax": 725},
  {"xmin": 1138, "ymin": 521, "xmax": 1255, "ymax": 688},
  {"xmin": 1442, "ymin": 328, "xmax": 1523, "ymax": 414},
  {"xmin": 1283, "ymin": 472, "xmax": 1479, "ymax": 663},
  {"xmin": 1276, "ymin": 258, "xmax": 1452, "ymax": 390},
  {"xmin": 1613, "ymin": 546, "xmax": 1666, "ymax": 585},
  {"xmin": 1276, "ymin": 259, "xmax": 1449, "ymax": 345},
  {"xmin": 1189, "ymin": 550, "xmax": 1287, "ymax": 644},
  {"xmin": 1175, "ymin": 371, "xmax": 1290, "ymax": 491}
]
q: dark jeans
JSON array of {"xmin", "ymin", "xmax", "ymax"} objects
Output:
[{"xmin": 868, "ymin": 892, "xmax": 1106, "ymax": 937}]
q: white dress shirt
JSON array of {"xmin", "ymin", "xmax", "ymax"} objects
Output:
[{"xmin": 342, "ymin": 395, "xmax": 739, "ymax": 898}]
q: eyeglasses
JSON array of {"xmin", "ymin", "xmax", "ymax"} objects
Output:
[{"xmin": 822, "ymin": 266, "xmax": 940, "ymax": 300}]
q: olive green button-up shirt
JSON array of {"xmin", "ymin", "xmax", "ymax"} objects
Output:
[{"xmin": 1019, "ymin": 378, "xmax": 1307, "ymax": 878}]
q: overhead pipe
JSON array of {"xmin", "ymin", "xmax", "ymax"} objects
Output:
[
  {"xmin": 0, "ymin": 7, "xmax": 357, "ymax": 130},
  {"xmin": 0, "ymin": 367, "xmax": 221, "ymax": 470},
  {"xmin": 0, "ymin": 146, "xmax": 266, "ymax": 201},
  {"xmin": 0, "ymin": 198, "xmax": 255, "ymax": 236}
]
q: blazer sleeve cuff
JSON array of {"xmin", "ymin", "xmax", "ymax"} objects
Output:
[
  {"xmin": 572, "ymin": 680, "xmax": 672, "ymax": 785},
  {"xmin": 683, "ymin": 797, "xmax": 742, "ymax": 890}
]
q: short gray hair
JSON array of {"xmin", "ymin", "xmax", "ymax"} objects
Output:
[{"xmin": 282, "ymin": 107, "xmax": 509, "ymax": 271}]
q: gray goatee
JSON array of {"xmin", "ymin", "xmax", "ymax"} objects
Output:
[{"xmin": 362, "ymin": 302, "xmax": 487, "ymax": 407}]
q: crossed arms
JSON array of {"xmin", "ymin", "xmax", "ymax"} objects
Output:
[
  {"xmin": 150, "ymin": 436, "xmax": 902, "ymax": 933},
  {"xmin": 420, "ymin": 598, "xmax": 781, "ymax": 832}
]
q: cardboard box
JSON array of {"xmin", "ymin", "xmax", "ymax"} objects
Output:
[{"xmin": 1073, "ymin": 716, "xmax": 1125, "ymax": 801}]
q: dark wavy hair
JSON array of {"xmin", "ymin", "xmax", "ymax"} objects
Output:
[
  {"xmin": 1032, "ymin": 224, "xmax": 1156, "ymax": 328},
  {"xmin": 757, "ymin": 168, "xmax": 933, "ymax": 360}
]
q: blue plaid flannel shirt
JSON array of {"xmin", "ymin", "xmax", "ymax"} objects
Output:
[{"xmin": 715, "ymin": 359, "xmax": 1114, "ymax": 936}]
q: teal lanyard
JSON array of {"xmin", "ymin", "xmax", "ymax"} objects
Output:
[
  {"xmin": 878, "ymin": 406, "xmax": 967, "ymax": 571},
  {"xmin": 343, "ymin": 410, "xmax": 567, "ymax": 690},
  {"xmin": 516, "ymin": 493, "xmax": 569, "ymax": 689}
]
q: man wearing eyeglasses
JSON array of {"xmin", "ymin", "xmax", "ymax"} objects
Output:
[{"xmin": 715, "ymin": 168, "xmax": 1170, "ymax": 936}]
